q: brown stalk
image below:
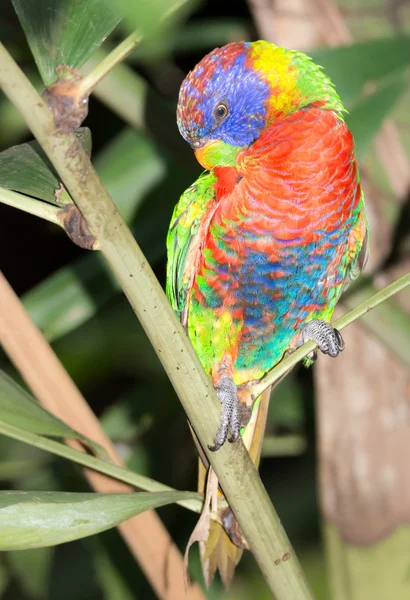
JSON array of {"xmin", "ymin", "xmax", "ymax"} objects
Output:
[{"xmin": 0, "ymin": 272, "xmax": 204, "ymax": 600}]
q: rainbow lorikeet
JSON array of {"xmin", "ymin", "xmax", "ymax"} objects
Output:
[{"xmin": 166, "ymin": 40, "xmax": 369, "ymax": 586}]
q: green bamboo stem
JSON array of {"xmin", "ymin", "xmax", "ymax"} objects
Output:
[
  {"xmin": 0, "ymin": 186, "xmax": 62, "ymax": 227},
  {"xmin": 0, "ymin": 419, "xmax": 203, "ymax": 514},
  {"xmin": 251, "ymin": 272, "xmax": 410, "ymax": 398},
  {"xmin": 76, "ymin": 31, "xmax": 142, "ymax": 99},
  {"xmin": 0, "ymin": 44, "xmax": 315, "ymax": 600}
]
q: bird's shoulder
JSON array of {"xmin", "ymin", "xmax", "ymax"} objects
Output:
[{"xmin": 166, "ymin": 171, "xmax": 218, "ymax": 323}]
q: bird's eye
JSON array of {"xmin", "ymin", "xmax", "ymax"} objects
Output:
[{"xmin": 215, "ymin": 103, "xmax": 228, "ymax": 119}]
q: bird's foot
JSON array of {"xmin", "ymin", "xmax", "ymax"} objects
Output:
[
  {"xmin": 299, "ymin": 319, "xmax": 345, "ymax": 359},
  {"xmin": 208, "ymin": 376, "xmax": 240, "ymax": 452}
]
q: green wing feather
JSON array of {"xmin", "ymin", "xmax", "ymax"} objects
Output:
[
  {"xmin": 343, "ymin": 196, "xmax": 369, "ymax": 292},
  {"xmin": 166, "ymin": 171, "xmax": 217, "ymax": 324}
]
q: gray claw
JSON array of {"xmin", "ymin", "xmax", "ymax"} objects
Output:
[
  {"xmin": 208, "ymin": 377, "xmax": 240, "ymax": 452},
  {"xmin": 300, "ymin": 320, "xmax": 345, "ymax": 358}
]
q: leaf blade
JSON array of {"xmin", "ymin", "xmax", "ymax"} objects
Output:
[
  {"xmin": 0, "ymin": 371, "xmax": 107, "ymax": 458},
  {"xmin": 12, "ymin": 0, "xmax": 121, "ymax": 85},
  {"xmin": 0, "ymin": 490, "xmax": 198, "ymax": 550}
]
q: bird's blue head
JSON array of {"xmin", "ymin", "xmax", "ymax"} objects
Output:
[
  {"xmin": 177, "ymin": 42, "xmax": 270, "ymax": 168},
  {"xmin": 177, "ymin": 40, "xmax": 343, "ymax": 169}
]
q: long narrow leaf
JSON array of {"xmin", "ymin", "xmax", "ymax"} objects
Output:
[
  {"xmin": 0, "ymin": 419, "xmax": 205, "ymax": 515},
  {"xmin": 0, "ymin": 490, "xmax": 198, "ymax": 550},
  {"xmin": 0, "ymin": 371, "xmax": 106, "ymax": 458}
]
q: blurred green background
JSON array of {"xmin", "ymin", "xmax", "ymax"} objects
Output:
[{"xmin": 1, "ymin": 0, "xmax": 410, "ymax": 598}]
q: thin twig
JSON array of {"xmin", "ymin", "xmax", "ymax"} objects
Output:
[
  {"xmin": 76, "ymin": 31, "xmax": 142, "ymax": 99},
  {"xmin": 0, "ymin": 186, "xmax": 62, "ymax": 227},
  {"xmin": 0, "ymin": 417, "xmax": 203, "ymax": 515}
]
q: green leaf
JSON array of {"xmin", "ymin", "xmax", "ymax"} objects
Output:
[
  {"xmin": 0, "ymin": 419, "xmax": 204, "ymax": 516},
  {"xmin": 0, "ymin": 490, "xmax": 198, "ymax": 550},
  {"xmin": 347, "ymin": 74, "xmax": 408, "ymax": 159},
  {"xmin": 95, "ymin": 128, "xmax": 166, "ymax": 224},
  {"xmin": 0, "ymin": 371, "xmax": 106, "ymax": 458},
  {"xmin": 12, "ymin": 0, "xmax": 121, "ymax": 85},
  {"xmin": 0, "ymin": 128, "xmax": 91, "ymax": 205},
  {"xmin": 310, "ymin": 36, "xmax": 410, "ymax": 106},
  {"xmin": 116, "ymin": 0, "xmax": 198, "ymax": 40}
]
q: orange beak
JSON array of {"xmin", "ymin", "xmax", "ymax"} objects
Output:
[{"xmin": 194, "ymin": 140, "xmax": 220, "ymax": 170}]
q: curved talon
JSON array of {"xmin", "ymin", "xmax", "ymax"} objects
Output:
[
  {"xmin": 334, "ymin": 328, "xmax": 345, "ymax": 351},
  {"xmin": 299, "ymin": 320, "xmax": 345, "ymax": 359},
  {"xmin": 208, "ymin": 441, "xmax": 223, "ymax": 452},
  {"xmin": 228, "ymin": 430, "xmax": 240, "ymax": 444}
]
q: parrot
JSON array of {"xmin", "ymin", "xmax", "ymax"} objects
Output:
[{"xmin": 166, "ymin": 40, "xmax": 369, "ymax": 587}]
